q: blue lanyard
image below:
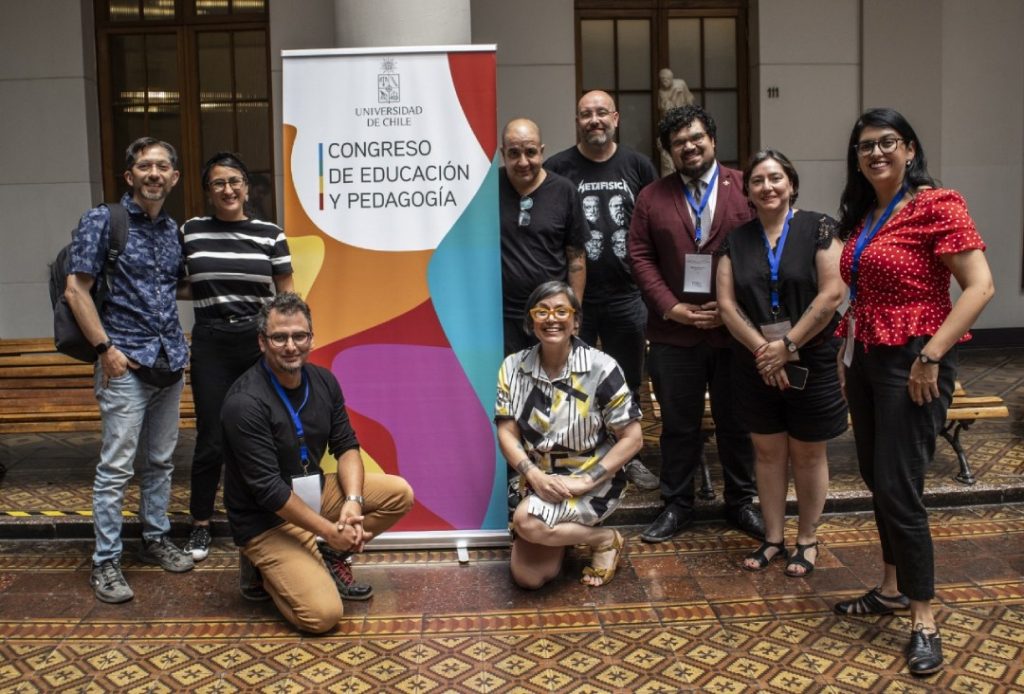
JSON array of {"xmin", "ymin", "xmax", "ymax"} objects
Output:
[
  {"xmin": 849, "ymin": 185, "xmax": 906, "ymax": 304},
  {"xmin": 683, "ymin": 166, "xmax": 719, "ymax": 245},
  {"xmin": 262, "ymin": 360, "xmax": 311, "ymax": 469},
  {"xmin": 761, "ymin": 208, "xmax": 794, "ymax": 315}
]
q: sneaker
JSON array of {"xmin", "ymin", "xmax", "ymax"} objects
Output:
[
  {"xmin": 183, "ymin": 525, "xmax": 212, "ymax": 562},
  {"xmin": 138, "ymin": 536, "xmax": 195, "ymax": 573},
  {"xmin": 317, "ymin": 540, "xmax": 374, "ymax": 601},
  {"xmin": 624, "ymin": 459, "xmax": 660, "ymax": 491},
  {"xmin": 91, "ymin": 558, "xmax": 134, "ymax": 604},
  {"xmin": 238, "ymin": 552, "xmax": 271, "ymax": 602}
]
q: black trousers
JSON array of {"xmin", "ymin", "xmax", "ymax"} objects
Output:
[
  {"xmin": 845, "ymin": 336, "xmax": 956, "ymax": 601},
  {"xmin": 648, "ymin": 341, "xmax": 756, "ymax": 513},
  {"xmin": 188, "ymin": 321, "xmax": 262, "ymax": 521},
  {"xmin": 579, "ymin": 293, "xmax": 647, "ymax": 399}
]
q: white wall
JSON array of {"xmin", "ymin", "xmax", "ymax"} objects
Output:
[
  {"xmin": 470, "ymin": 0, "xmax": 577, "ymax": 155},
  {"xmin": 863, "ymin": 0, "xmax": 1024, "ymax": 329},
  {"xmin": 0, "ymin": 0, "xmax": 101, "ymax": 338},
  {"xmin": 751, "ymin": 0, "xmax": 860, "ymax": 218},
  {"xmin": 269, "ymin": 0, "xmax": 338, "ymax": 224}
]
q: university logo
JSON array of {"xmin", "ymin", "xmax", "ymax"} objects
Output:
[{"xmin": 378, "ymin": 57, "xmax": 400, "ymax": 103}]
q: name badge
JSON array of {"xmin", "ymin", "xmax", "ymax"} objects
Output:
[
  {"xmin": 683, "ymin": 253, "xmax": 713, "ymax": 294},
  {"xmin": 760, "ymin": 319, "xmax": 798, "ymax": 361},
  {"xmin": 291, "ymin": 473, "xmax": 321, "ymax": 514},
  {"xmin": 843, "ymin": 316, "xmax": 856, "ymax": 367}
]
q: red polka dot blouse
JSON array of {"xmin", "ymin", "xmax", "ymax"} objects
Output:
[{"xmin": 837, "ymin": 188, "xmax": 986, "ymax": 346}]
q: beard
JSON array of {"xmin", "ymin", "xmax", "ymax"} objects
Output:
[
  {"xmin": 580, "ymin": 125, "xmax": 615, "ymax": 147},
  {"xmin": 677, "ymin": 157, "xmax": 712, "ymax": 179},
  {"xmin": 137, "ymin": 180, "xmax": 169, "ymax": 201}
]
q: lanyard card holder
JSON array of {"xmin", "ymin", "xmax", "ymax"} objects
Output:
[
  {"xmin": 683, "ymin": 253, "xmax": 713, "ymax": 294},
  {"xmin": 291, "ymin": 471, "xmax": 322, "ymax": 514}
]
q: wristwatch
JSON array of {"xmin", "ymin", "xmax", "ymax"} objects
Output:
[
  {"xmin": 918, "ymin": 352, "xmax": 941, "ymax": 365},
  {"xmin": 782, "ymin": 335, "xmax": 798, "ymax": 353},
  {"xmin": 94, "ymin": 340, "xmax": 113, "ymax": 356},
  {"xmin": 344, "ymin": 495, "xmax": 364, "ymax": 506}
]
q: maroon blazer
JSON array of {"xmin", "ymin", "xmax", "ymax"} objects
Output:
[{"xmin": 628, "ymin": 164, "xmax": 755, "ymax": 347}]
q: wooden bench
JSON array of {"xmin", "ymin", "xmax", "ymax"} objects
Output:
[
  {"xmin": 0, "ymin": 338, "xmax": 195, "ymax": 434},
  {"xmin": 943, "ymin": 383, "xmax": 1009, "ymax": 484},
  {"xmin": 649, "ymin": 381, "xmax": 1008, "ymax": 489}
]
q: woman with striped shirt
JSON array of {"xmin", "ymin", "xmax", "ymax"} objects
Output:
[
  {"xmin": 495, "ymin": 281, "xmax": 643, "ymax": 589},
  {"xmin": 181, "ymin": 152, "xmax": 293, "ymax": 561}
]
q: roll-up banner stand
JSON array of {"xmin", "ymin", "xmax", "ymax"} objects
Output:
[{"xmin": 282, "ymin": 46, "xmax": 507, "ymax": 553}]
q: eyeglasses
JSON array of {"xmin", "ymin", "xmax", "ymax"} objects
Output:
[
  {"xmin": 529, "ymin": 306, "xmax": 575, "ymax": 321},
  {"xmin": 265, "ymin": 331, "xmax": 312, "ymax": 348},
  {"xmin": 209, "ymin": 177, "xmax": 246, "ymax": 192},
  {"xmin": 518, "ymin": 196, "xmax": 533, "ymax": 227},
  {"xmin": 672, "ymin": 131, "xmax": 707, "ymax": 149},
  {"xmin": 853, "ymin": 136, "xmax": 904, "ymax": 157},
  {"xmin": 578, "ymin": 108, "xmax": 615, "ymax": 120}
]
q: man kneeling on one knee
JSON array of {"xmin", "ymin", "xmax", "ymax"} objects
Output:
[{"xmin": 221, "ymin": 292, "xmax": 413, "ymax": 633}]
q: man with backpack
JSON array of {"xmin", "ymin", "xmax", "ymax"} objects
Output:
[{"xmin": 64, "ymin": 137, "xmax": 194, "ymax": 603}]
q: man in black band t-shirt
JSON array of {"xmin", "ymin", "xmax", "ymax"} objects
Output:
[
  {"xmin": 545, "ymin": 91, "xmax": 660, "ymax": 492},
  {"xmin": 221, "ymin": 292, "xmax": 413, "ymax": 634},
  {"xmin": 499, "ymin": 118, "xmax": 588, "ymax": 355}
]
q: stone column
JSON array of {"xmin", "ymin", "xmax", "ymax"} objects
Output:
[{"xmin": 335, "ymin": 0, "xmax": 471, "ymax": 47}]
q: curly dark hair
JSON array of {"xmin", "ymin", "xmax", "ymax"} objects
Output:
[{"xmin": 658, "ymin": 104, "xmax": 717, "ymax": 151}]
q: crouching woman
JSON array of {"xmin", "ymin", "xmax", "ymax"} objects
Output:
[{"xmin": 495, "ymin": 281, "xmax": 644, "ymax": 589}]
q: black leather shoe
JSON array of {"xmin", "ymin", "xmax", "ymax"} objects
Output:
[
  {"xmin": 726, "ymin": 504, "xmax": 765, "ymax": 541},
  {"xmin": 640, "ymin": 508, "xmax": 692, "ymax": 543},
  {"xmin": 906, "ymin": 628, "xmax": 943, "ymax": 676}
]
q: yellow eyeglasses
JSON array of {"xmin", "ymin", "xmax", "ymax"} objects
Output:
[{"xmin": 529, "ymin": 306, "xmax": 575, "ymax": 321}]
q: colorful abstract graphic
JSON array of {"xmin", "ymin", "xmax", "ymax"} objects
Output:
[{"xmin": 283, "ymin": 48, "xmax": 504, "ymax": 532}]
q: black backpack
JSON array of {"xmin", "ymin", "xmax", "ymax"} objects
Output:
[{"xmin": 49, "ymin": 203, "xmax": 130, "ymax": 363}]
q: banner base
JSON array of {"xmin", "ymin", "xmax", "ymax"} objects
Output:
[{"xmin": 368, "ymin": 529, "xmax": 511, "ymax": 559}]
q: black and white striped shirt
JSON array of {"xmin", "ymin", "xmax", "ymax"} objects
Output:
[{"xmin": 181, "ymin": 216, "xmax": 292, "ymax": 324}]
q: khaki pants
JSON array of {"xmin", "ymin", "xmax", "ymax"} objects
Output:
[{"xmin": 242, "ymin": 473, "xmax": 413, "ymax": 633}]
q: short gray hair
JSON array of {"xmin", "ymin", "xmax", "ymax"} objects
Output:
[
  {"xmin": 258, "ymin": 292, "xmax": 312, "ymax": 335},
  {"xmin": 521, "ymin": 281, "xmax": 582, "ymax": 335}
]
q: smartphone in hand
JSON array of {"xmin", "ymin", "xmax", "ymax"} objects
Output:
[{"xmin": 784, "ymin": 363, "xmax": 809, "ymax": 390}]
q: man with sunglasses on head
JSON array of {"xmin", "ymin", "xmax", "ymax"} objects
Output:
[
  {"xmin": 545, "ymin": 91, "xmax": 660, "ymax": 492},
  {"xmin": 220, "ymin": 292, "xmax": 413, "ymax": 634},
  {"xmin": 499, "ymin": 118, "xmax": 588, "ymax": 355},
  {"xmin": 629, "ymin": 105, "xmax": 764, "ymax": 543}
]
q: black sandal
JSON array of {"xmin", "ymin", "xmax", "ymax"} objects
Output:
[
  {"xmin": 741, "ymin": 540, "xmax": 788, "ymax": 572},
  {"xmin": 784, "ymin": 541, "xmax": 818, "ymax": 578},
  {"xmin": 833, "ymin": 587, "xmax": 910, "ymax": 615}
]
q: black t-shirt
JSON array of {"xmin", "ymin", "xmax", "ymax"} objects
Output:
[
  {"xmin": 499, "ymin": 169, "xmax": 587, "ymax": 320},
  {"xmin": 544, "ymin": 145, "xmax": 658, "ymax": 303},
  {"xmin": 221, "ymin": 361, "xmax": 360, "ymax": 546},
  {"xmin": 719, "ymin": 210, "xmax": 841, "ymax": 341}
]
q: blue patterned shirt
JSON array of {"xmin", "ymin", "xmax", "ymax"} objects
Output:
[{"xmin": 68, "ymin": 192, "xmax": 188, "ymax": 370}]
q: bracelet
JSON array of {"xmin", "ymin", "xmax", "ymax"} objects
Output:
[
  {"xmin": 344, "ymin": 494, "xmax": 364, "ymax": 505},
  {"xmin": 584, "ymin": 465, "xmax": 606, "ymax": 483}
]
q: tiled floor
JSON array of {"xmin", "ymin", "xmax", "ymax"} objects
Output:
[
  {"xmin": 0, "ymin": 347, "xmax": 1022, "ymax": 692},
  {"xmin": 1, "ymin": 505, "xmax": 1023, "ymax": 692}
]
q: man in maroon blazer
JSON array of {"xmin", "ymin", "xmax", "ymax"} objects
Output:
[{"xmin": 628, "ymin": 105, "xmax": 764, "ymax": 543}]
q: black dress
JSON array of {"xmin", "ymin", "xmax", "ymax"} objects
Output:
[{"xmin": 719, "ymin": 210, "xmax": 847, "ymax": 441}]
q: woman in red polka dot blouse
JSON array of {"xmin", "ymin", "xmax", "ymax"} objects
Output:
[{"xmin": 832, "ymin": 108, "xmax": 994, "ymax": 677}]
